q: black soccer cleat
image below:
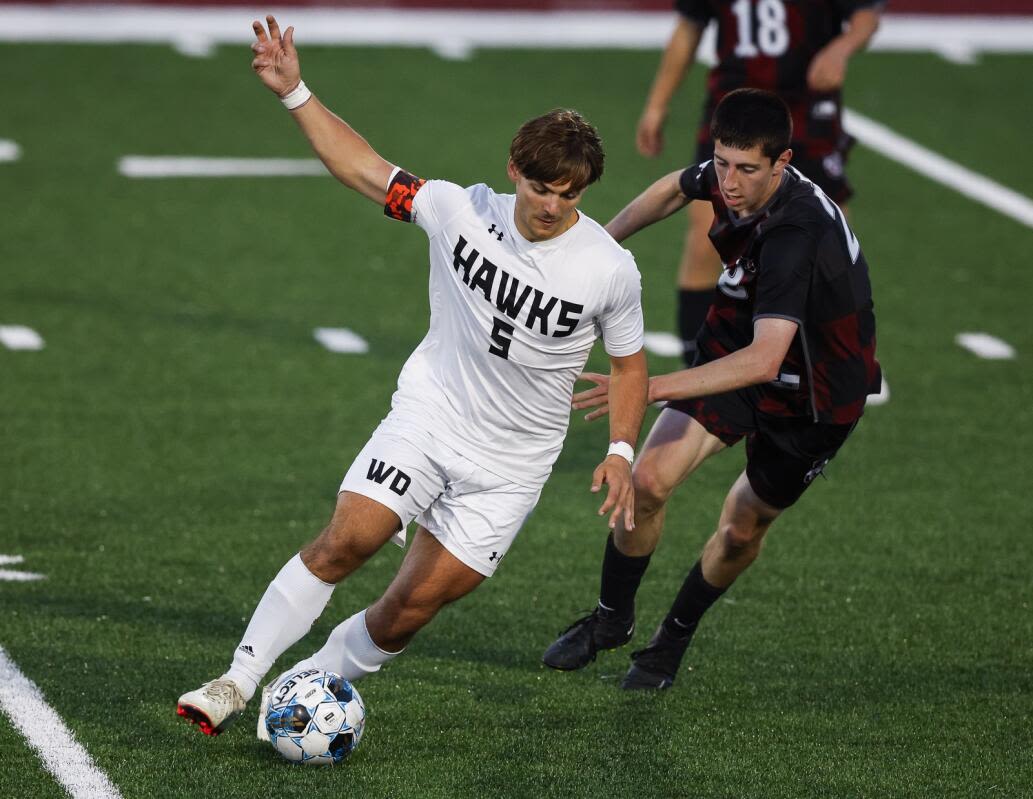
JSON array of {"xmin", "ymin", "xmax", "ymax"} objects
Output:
[
  {"xmin": 542, "ymin": 606, "xmax": 635, "ymax": 671},
  {"xmin": 619, "ymin": 624, "xmax": 692, "ymax": 691}
]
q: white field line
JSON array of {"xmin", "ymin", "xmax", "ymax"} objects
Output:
[
  {"xmin": 0, "ymin": 139, "xmax": 21, "ymax": 162},
  {"xmin": 955, "ymin": 332, "xmax": 1016, "ymax": 359},
  {"xmin": 0, "ymin": 555, "xmax": 47, "ymax": 580},
  {"xmin": 0, "ymin": 569, "xmax": 46, "ymax": 582},
  {"xmin": 0, "ymin": 325, "xmax": 45, "ymax": 350},
  {"xmin": 314, "ymin": 327, "xmax": 369, "ymax": 354},
  {"xmin": 0, "ymin": 6, "xmax": 1031, "ymax": 60},
  {"xmin": 119, "ymin": 156, "xmax": 326, "ymax": 178},
  {"xmin": 0, "ymin": 647, "xmax": 122, "ymax": 799},
  {"xmin": 843, "ymin": 109, "xmax": 1033, "ymax": 231},
  {"xmin": 643, "ymin": 331, "xmax": 683, "ymax": 359}
]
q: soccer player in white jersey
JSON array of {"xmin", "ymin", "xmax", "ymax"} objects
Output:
[{"xmin": 176, "ymin": 15, "xmax": 649, "ymax": 737}]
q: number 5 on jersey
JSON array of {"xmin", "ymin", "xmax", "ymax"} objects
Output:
[{"xmin": 489, "ymin": 317, "xmax": 515, "ymax": 359}]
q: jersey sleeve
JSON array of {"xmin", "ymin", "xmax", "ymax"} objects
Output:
[
  {"xmin": 678, "ymin": 161, "xmax": 713, "ymax": 201},
  {"xmin": 599, "ymin": 255, "xmax": 645, "ymax": 357},
  {"xmin": 754, "ymin": 226, "xmax": 815, "ymax": 323},
  {"xmin": 385, "ymin": 170, "xmax": 474, "ymax": 239},
  {"xmin": 674, "ymin": 0, "xmax": 713, "ymax": 25},
  {"xmin": 835, "ymin": 0, "xmax": 886, "ymax": 16}
]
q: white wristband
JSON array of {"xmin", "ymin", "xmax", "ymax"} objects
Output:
[
  {"xmin": 607, "ymin": 441, "xmax": 634, "ymax": 465},
  {"xmin": 280, "ymin": 80, "xmax": 312, "ymax": 111}
]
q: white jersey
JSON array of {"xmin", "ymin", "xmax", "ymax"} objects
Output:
[{"xmin": 382, "ymin": 173, "xmax": 644, "ymax": 487}]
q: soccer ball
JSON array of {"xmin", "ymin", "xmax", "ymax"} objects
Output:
[{"xmin": 264, "ymin": 668, "xmax": 365, "ymax": 765}]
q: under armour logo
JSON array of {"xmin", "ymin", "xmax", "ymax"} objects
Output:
[
  {"xmin": 237, "ymin": 644, "xmax": 255, "ymax": 658},
  {"xmin": 488, "ymin": 551, "xmax": 503, "ymax": 563},
  {"xmin": 488, "ymin": 223, "xmax": 504, "ymax": 241}
]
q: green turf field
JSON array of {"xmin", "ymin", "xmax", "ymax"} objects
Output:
[{"xmin": 2, "ymin": 38, "xmax": 1032, "ymax": 799}]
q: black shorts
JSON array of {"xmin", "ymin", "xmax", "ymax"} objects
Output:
[{"xmin": 667, "ymin": 389, "xmax": 857, "ymax": 510}]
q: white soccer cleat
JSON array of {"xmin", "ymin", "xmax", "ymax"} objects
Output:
[{"xmin": 176, "ymin": 679, "xmax": 246, "ymax": 737}]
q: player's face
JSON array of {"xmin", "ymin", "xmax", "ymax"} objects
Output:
[
  {"xmin": 507, "ymin": 160, "xmax": 585, "ymax": 242},
  {"xmin": 713, "ymin": 141, "xmax": 792, "ymax": 216}
]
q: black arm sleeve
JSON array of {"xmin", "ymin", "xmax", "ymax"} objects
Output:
[
  {"xmin": 678, "ymin": 161, "xmax": 713, "ymax": 201},
  {"xmin": 835, "ymin": 0, "xmax": 886, "ymax": 17},
  {"xmin": 674, "ymin": 0, "xmax": 713, "ymax": 26}
]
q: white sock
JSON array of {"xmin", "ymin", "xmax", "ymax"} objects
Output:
[
  {"xmin": 297, "ymin": 608, "xmax": 402, "ymax": 682},
  {"xmin": 223, "ymin": 553, "xmax": 334, "ymax": 701}
]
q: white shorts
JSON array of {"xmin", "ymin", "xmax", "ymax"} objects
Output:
[{"xmin": 338, "ymin": 418, "xmax": 543, "ymax": 577}]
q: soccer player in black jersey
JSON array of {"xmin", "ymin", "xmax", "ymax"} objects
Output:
[
  {"xmin": 636, "ymin": 0, "xmax": 882, "ymax": 366},
  {"xmin": 542, "ymin": 89, "xmax": 881, "ymax": 690}
]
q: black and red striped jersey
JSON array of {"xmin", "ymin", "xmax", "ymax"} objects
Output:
[
  {"xmin": 677, "ymin": 0, "xmax": 880, "ymax": 100},
  {"xmin": 679, "ymin": 160, "xmax": 881, "ymax": 424},
  {"xmin": 679, "ymin": 0, "xmax": 883, "ymax": 165}
]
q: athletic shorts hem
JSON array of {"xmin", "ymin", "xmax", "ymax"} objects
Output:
[
  {"xmin": 743, "ymin": 466, "xmax": 795, "ymax": 511},
  {"xmin": 419, "ymin": 518, "xmax": 498, "ymax": 578},
  {"xmin": 664, "ymin": 399, "xmax": 744, "ymax": 447}
]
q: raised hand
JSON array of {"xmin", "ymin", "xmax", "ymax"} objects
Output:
[
  {"xmin": 251, "ymin": 15, "xmax": 302, "ymax": 97},
  {"xmin": 807, "ymin": 41, "xmax": 850, "ymax": 92},
  {"xmin": 636, "ymin": 106, "xmax": 667, "ymax": 158}
]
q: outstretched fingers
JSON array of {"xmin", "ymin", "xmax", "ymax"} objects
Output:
[
  {"xmin": 621, "ymin": 484, "xmax": 635, "ymax": 531},
  {"xmin": 572, "ymin": 385, "xmax": 605, "ymax": 407},
  {"xmin": 252, "ymin": 19, "xmax": 268, "ymax": 42},
  {"xmin": 266, "ymin": 14, "xmax": 282, "ymax": 41},
  {"xmin": 572, "ymin": 371, "xmax": 611, "ymax": 418},
  {"xmin": 590, "ymin": 462, "xmax": 635, "ymax": 530}
]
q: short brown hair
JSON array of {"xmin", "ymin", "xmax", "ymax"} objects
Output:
[
  {"xmin": 509, "ymin": 109, "xmax": 604, "ymax": 192},
  {"xmin": 711, "ymin": 88, "xmax": 792, "ymax": 162}
]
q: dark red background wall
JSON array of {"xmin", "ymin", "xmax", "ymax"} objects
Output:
[{"xmin": 5, "ymin": 0, "xmax": 1031, "ymax": 13}]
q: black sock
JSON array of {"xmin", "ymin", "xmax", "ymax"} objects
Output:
[
  {"xmin": 598, "ymin": 533, "xmax": 651, "ymax": 618},
  {"xmin": 678, "ymin": 288, "xmax": 715, "ymax": 367},
  {"xmin": 661, "ymin": 559, "xmax": 726, "ymax": 641}
]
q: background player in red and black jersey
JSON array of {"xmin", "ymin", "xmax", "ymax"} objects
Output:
[
  {"xmin": 542, "ymin": 89, "xmax": 881, "ymax": 690},
  {"xmin": 637, "ymin": 0, "xmax": 883, "ymax": 366}
]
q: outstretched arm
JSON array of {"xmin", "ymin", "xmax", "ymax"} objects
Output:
[
  {"xmin": 251, "ymin": 15, "xmax": 393, "ymax": 203},
  {"xmin": 605, "ymin": 170, "xmax": 690, "ymax": 244},
  {"xmin": 636, "ymin": 17, "xmax": 704, "ymax": 158},
  {"xmin": 573, "ymin": 318, "xmax": 797, "ymax": 417},
  {"xmin": 647, "ymin": 318, "xmax": 798, "ymax": 402}
]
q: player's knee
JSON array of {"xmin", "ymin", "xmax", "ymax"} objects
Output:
[
  {"xmin": 718, "ymin": 521, "xmax": 764, "ymax": 557},
  {"xmin": 304, "ymin": 525, "xmax": 381, "ymax": 581},
  {"xmin": 633, "ymin": 466, "xmax": 674, "ymax": 515}
]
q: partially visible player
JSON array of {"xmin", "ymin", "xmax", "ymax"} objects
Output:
[
  {"xmin": 177, "ymin": 15, "xmax": 648, "ymax": 736},
  {"xmin": 543, "ymin": 89, "xmax": 881, "ymax": 690},
  {"xmin": 636, "ymin": 0, "xmax": 882, "ymax": 366}
]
